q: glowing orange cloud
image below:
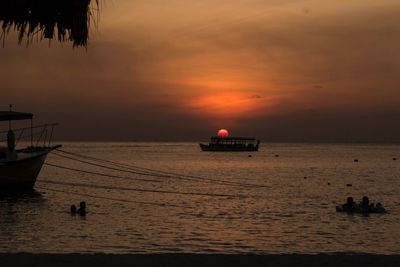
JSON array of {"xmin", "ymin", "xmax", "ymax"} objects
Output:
[
  {"xmin": 175, "ymin": 72, "xmax": 267, "ymax": 92},
  {"xmin": 184, "ymin": 92, "xmax": 269, "ymax": 122}
]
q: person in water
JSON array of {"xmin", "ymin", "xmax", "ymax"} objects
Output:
[
  {"xmin": 342, "ymin": 197, "xmax": 356, "ymax": 212},
  {"xmin": 77, "ymin": 201, "xmax": 87, "ymax": 216},
  {"xmin": 360, "ymin": 196, "xmax": 370, "ymax": 213},
  {"xmin": 375, "ymin": 202, "xmax": 386, "ymax": 213}
]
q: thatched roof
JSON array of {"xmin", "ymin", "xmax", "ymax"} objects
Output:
[{"xmin": 0, "ymin": 0, "xmax": 98, "ymax": 47}]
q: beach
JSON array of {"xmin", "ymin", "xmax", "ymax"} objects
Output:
[{"xmin": 1, "ymin": 253, "xmax": 400, "ymax": 267}]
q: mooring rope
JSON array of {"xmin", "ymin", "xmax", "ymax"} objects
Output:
[
  {"xmin": 57, "ymin": 149, "xmax": 187, "ymax": 176},
  {"xmin": 35, "ymin": 186, "xmax": 192, "ymax": 209},
  {"xmin": 52, "ymin": 152, "xmax": 173, "ymax": 179},
  {"xmin": 54, "ymin": 149, "xmax": 269, "ymax": 189},
  {"xmin": 44, "ymin": 162, "xmax": 163, "ymax": 183},
  {"xmin": 52, "ymin": 151, "xmax": 253, "ymax": 189},
  {"xmin": 38, "ymin": 180, "xmax": 241, "ymax": 198}
]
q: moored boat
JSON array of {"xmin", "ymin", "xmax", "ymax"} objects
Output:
[
  {"xmin": 0, "ymin": 107, "xmax": 61, "ymax": 190},
  {"xmin": 200, "ymin": 129, "xmax": 260, "ymax": 152}
]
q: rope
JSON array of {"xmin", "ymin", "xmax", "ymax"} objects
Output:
[
  {"xmin": 38, "ymin": 180, "xmax": 241, "ymax": 198},
  {"xmin": 35, "ymin": 186, "xmax": 191, "ymax": 209},
  {"xmin": 52, "ymin": 152, "xmax": 173, "ymax": 179},
  {"xmin": 54, "ymin": 149, "xmax": 269, "ymax": 189},
  {"xmin": 44, "ymin": 162, "xmax": 163, "ymax": 183}
]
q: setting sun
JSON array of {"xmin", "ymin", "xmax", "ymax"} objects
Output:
[{"xmin": 217, "ymin": 129, "xmax": 229, "ymax": 138}]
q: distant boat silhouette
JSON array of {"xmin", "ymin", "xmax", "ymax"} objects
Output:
[
  {"xmin": 200, "ymin": 136, "xmax": 260, "ymax": 152},
  {"xmin": 0, "ymin": 107, "xmax": 61, "ymax": 189},
  {"xmin": 0, "ymin": 0, "xmax": 99, "ymax": 47}
]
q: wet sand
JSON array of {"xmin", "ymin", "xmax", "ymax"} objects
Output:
[{"xmin": 1, "ymin": 253, "xmax": 399, "ymax": 267}]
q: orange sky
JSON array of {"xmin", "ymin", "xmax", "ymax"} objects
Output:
[{"xmin": 1, "ymin": 0, "xmax": 400, "ymax": 141}]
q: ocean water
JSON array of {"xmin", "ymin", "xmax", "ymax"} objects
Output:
[{"xmin": 0, "ymin": 143, "xmax": 399, "ymax": 254}]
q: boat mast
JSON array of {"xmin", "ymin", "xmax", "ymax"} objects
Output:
[
  {"xmin": 8, "ymin": 104, "xmax": 11, "ymax": 130},
  {"xmin": 31, "ymin": 118, "xmax": 33, "ymax": 147},
  {"xmin": 7, "ymin": 104, "xmax": 16, "ymax": 151}
]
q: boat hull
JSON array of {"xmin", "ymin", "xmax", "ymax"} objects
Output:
[
  {"xmin": 0, "ymin": 151, "xmax": 48, "ymax": 189},
  {"xmin": 200, "ymin": 143, "xmax": 259, "ymax": 152}
]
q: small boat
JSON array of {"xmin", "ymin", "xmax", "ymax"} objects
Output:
[
  {"xmin": 336, "ymin": 204, "xmax": 386, "ymax": 214},
  {"xmin": 0, "ymin": 107, "xmax": 61, "ymax": 190},
  {"xmin": 200, "ymin": 129, "xmax": 260, "ymax": 152},
  {"xmin": 335, "ymin": 197, "xmax": 386, "ymax": 214}
]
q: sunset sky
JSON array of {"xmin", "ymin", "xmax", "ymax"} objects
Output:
[{"xmin": 1, "ymin": 0, "xmax": 400, "ymax": 141}]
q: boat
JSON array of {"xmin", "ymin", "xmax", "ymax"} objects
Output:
[
  {"xmin": 335, "ymin": 197, "xmax": 386, "ymax": 214},
  {"xmin": 336, "ymin": 204, "xmax": 386, "ymax": 214},
  {"xmin": 0, "ymin": 107, "xmax": 61, "ymax": 190},
  {"xmin": 200, "ymin": 129, "xmax": 260, "ymax": 152}
]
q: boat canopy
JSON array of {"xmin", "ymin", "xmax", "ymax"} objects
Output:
[
  {"xmin": 0, "ymin": 111, "xmax": 33, "ymax": 121},
  {"xmin": 210, "ymin": 136, "xmax": 256, "ymax": 141}
]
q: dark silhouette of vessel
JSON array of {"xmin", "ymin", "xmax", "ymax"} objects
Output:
[
  {"xmin": 200, "ymin": 136, "xmax": 260, "ymax": 152},
  {"xmin": 0, "ymin": 106, "xmax": 61, "ymax": 189}
]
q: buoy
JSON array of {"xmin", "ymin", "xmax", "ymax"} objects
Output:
[
  {"xmin": 393, "ymin": 158, "xmax": 397, "ymax": 161},
  {"xmin": 327, "ymin": 182, "xmax": 331, "ymax": 185},
  {"xmin": 354, "ymin": 159, "xmax": 358, "ymax": 162},
  {"xmin": 346, "ymin": 184, "xmax": 352, "ymax": 187},
  {"xmin": 304, "ymin": 176, "xmax": 307, "ymax": 179},
  {"xmin": 248, "ymin": 155, "xmax": 252, "ymax": 157},
  {"xmin": 275, "ymin": 154, "xmax": 279, "ymax": 157}
]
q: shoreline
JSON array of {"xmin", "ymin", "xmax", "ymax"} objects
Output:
[{"xmin": 1, "ymin": 253, "xmax": 400, "ymax": 267}]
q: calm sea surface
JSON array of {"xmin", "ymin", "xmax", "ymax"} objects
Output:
[{"xmin": 1, "ymin": 143, "xmax": 399, "ymax": 254}]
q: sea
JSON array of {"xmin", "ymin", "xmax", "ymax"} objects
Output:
[{"xmin": 0, "ymin": 143, "xmax": 399, "ymax": 254}]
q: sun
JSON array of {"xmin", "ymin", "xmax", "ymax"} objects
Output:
[{"xmin": 217, "ymin": 129, "xmax": 229, "ymax": 138}]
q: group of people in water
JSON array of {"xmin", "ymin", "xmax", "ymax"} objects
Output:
[
  {"xmin": 70, "ymin": 201, "xmax": 87, "ymax": 216},
  {"xmin": 337, "ymin": 196, "xmax": 386, "ymax": 213},
  {"xmin": 70, "ymin": 197, "xmax": 386, "ymax": 216}
]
